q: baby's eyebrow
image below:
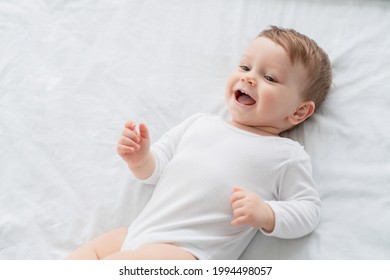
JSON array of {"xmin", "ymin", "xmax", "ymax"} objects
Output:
[
  {"xmin": 240, "ymin": 54, "xmax": 252, "ymax": 61},
  {"xmin": 240, "ymin": 55, "xmax": 253, "ymax": 64}
]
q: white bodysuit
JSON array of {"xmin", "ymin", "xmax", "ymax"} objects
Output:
[{"xmin": 121, "ymin": 113, "xmax": 321, "ymax": 259}]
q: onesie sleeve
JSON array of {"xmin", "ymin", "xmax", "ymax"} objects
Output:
[
  {"xmin": 138, "ymin": 113, "xmax": 206, "ymax": 185},
  {"xmin": 261, "ymin": 146, "xmax": 321, "ymax": 239}
]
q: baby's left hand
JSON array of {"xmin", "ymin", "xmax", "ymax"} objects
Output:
[{"xmin": 230, "ymin": 186, "xmax": 275, "ymax": 233}]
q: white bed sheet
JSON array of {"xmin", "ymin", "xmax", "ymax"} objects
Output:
[{"xmin": 0, "ymin": 0, "xmax": 389, "ymax": 259}]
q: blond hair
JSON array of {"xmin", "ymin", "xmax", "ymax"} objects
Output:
[{"xmin": 259, "ymin": 26, "xmax": 332, "ymax": 109}]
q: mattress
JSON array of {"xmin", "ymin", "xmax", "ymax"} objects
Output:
[{"xmin": 0, "ymin": 0, "xmax": 389, "ymax": 259}]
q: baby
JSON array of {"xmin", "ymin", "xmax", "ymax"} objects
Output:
[{"xmin": 66, "ymin": 26, "xmax": 332, "ymax": 260}]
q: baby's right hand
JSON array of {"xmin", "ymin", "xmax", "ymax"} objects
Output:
[{"xmin": 117, "ymin": 121, "xmax": 151, "ymax": 167}]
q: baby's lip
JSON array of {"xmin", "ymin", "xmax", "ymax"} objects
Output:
[{"xmin": 234, "ymin": 89, "xmax": 256, "ymax": 106}]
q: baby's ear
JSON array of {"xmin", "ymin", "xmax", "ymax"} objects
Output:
[{"xmin": 288, "ymin": 101, "xmax": 315, "ymax": 126}]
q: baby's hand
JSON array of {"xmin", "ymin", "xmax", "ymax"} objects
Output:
[
  {"xmin": 117, "ymin": 121, "xmax": 151, "ymax": 167},
  {"xmin": 230, "ymin": 186, "xmax": 275, "ymax": 233}
]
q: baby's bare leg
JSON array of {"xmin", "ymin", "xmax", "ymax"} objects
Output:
[
  {"xmin": 65, "ymin": 227, "xmax": 196, "ymax": 260},
  {"xmin": 104, "ymin": 243, "xmax": 196, "ymax": 260},
  {"xmin": 65, "ymin": 227, "xmax": 128, "ymax": 260}
]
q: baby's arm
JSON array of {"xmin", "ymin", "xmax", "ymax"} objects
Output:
[
  {"xmin": 117, "ymin": 121, "xmax": 156, "ymax": 180},
  {"xmin": 231, "ymin": 149, "xmax": 321, "ymax": 239},
  {"xmin": 230, "ymin": 186, "xmax": 275, "ymax": 233},
  {"xmin": 117, "ymin": 114, "xmax": 207, "ymax": 183}
]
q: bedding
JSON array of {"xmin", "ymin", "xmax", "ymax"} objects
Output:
[{"xmin": 0, "ymin": 0, "xmax": 389, "ymax": 259}]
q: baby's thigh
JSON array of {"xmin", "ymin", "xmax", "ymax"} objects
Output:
[
  {"xmin": 91, "ymin": 227, "xmax": 128, "ymax": 259},
  {"xmin": 136, "ymin": 243, "xmax": 197, "ymax": 260},
  {"xmin": 105, "ymin": 243, "xmax": 197, "ymax": 260}
]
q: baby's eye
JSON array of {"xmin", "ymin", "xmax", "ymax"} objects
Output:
[
  {"xmin": 264, "ymin": 75, "xmax": 277, "ymax": 83},
  {"xmin": 239, "ymin": 65, "xmax": 250, "ymax": 71}
]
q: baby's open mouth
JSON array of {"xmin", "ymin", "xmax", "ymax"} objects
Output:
[{"xmin": 235, "ymin": 90, "xmax": 256, "ymax": 105}]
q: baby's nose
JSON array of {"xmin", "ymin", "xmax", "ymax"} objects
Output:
[{"xmin": 241, "ymin": 75, "xmax": 257, "ymax": 87}]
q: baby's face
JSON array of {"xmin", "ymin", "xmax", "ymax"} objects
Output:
[{"xmin": 225, "ymin": 36, "xmax": 308, "ymax": 135}]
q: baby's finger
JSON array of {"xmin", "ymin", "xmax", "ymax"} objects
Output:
[
  {"xmin": 124, "ymin": 121, "xmax": 137, "ymax": 130},
  {"xmin": 232, "ymin": 206, "xmax": 246, "ymax": 218},
  {"xmin": 122, "ymin": 128, "xmax": 140, "ymax": 143},
  {"xmin": 233, "ymin": 186, "xmax": 247, "ymax": 193},
  {"xmin": 231, "ymin": 216, "xmax": 247, "ymax": 227},
  {"xmin": 231, "ymin": 199, "xmax": 244, "ymax": 210},
  {"xmin": 233, "ymin": 186, "xmax": 242, "ymax": 192},
  {"xmin": 230, "ymin": 190, "xmax": 246, "ymax": 204},
  {"xmin": 118, "ymin": 136, "xmax": 140, "ymax": 150},
  {"xmin": 139, "ymin": 123, "xmax": 150, "ymax": 141},
  {"xmin": 117, "ymin": 144, "xmax": 136, "ymax": 155}
]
